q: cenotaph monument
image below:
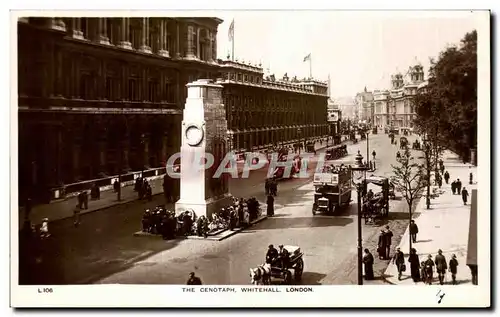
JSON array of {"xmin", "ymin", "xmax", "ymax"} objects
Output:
[{"xmin": 175, "ymin": 79, "xmax": 233, "ymax": 220}]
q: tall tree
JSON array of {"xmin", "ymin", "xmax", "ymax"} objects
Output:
[
  {"xmin": 414, "ymin": 30, "xmax": 477, "ymax": 161},
  {"xmin": 391, "ymin": 146, "xmax": 427, "ymax": 252}
]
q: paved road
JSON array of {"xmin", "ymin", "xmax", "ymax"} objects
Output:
[
  {"xmin": 96, "ymin": 133, "xmax": 419, "ymax": 285},
  {"xmin": 20, "ymin": 133, "xmax": 419, "ymax": 285},
  {"xmin": 18, "ymin": 143, "xmax": 328, "ymax": 285}
]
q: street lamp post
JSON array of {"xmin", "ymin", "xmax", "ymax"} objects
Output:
[
  {"xmin": 366, "ymin": 130, "xmax": 370, "ymax": 170},
  {"xmin": 297, "ymin": 128, "xmax": 301, "ymax": 155},
  {"xmin": 351, "ymin": 151, "xmax": 368, "ymax": 285},
  {"xmin": 424, "ymin": 140, "xmax": 431, "ymax": 209},
  {"xmin": 140, "ymin": 133, "xmax": 147, "ymax": 179}
]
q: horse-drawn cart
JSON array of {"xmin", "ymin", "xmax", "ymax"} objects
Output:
[
  {"xmin": 270, "ymin": 246, "xmax": 304, "ymax": 284},
  {"xmin": 362, "ymin": 175, "xmax": 393, "ymax": 224},
  {"xmin": 250, "ymin": 245, "xmax": 304, "ymax": 285}
]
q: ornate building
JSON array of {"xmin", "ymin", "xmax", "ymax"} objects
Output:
[
  {"xmin": 18, "ymin": 17, "xmax": 222, "ymax": 202},
  {"xmin": 373, "ymin": 63, "xmax": 425, "ymax": 130},
  {"xmin": 217, "ymin": 60, "xmax": 329, "ymax": 152},
  {"xmin": 18, "ymin": 17, "xmax": 330, "ymax": 203}
]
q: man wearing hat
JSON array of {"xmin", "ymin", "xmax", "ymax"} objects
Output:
[
  {"xmin": 384, "ymin": 225, "xmax": 394, "ymax": 259},
  {"xmin": 40, "ymin": 218, "xmax": 50, "ymax": 238},
  {"xmin": 266, "ymin": 244, "xmax": 278, "ymax": 264},
  {"xmin": 449, "ymin": 254, "xmax": 459, "ymax": 285},
  {"xmin": 186, "ymin": 272, "xmax": 202, "ymax": 285},
  {"xmin": 392, "ymin": 247, "xmax": 405, "ymax": 280},
  {"xmin": 277, "ymin": 245, "xmax": 290, "ymax": 270},
  {"xmin": 377, "ymin": 230, "xmax": 387, "ymax": 259},
  {"xmin": 435, "ymin": 249, "xmax": 448, "ymax": 285},
  {"xmin": 423, "ymin": 254, "xmax": 435, "ymax": 285}
]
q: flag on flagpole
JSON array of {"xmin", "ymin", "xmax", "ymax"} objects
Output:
[
  {"xmin": 228, "ymin": 19, "xmax": 234, "ymax": 41},
  {"xmin": 303, "ymin": 53, "xmax": 311, "ymax": 62}
]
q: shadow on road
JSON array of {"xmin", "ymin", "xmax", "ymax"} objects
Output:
[
  {"xmin": 300, "ymin": 272, "xmax": 327, "ymax": 285},
  {"xmin": 18, "ymin": 195, "xmax": 181, "ymax": 285},
  {"xmin": 251, "ymin": 216, "xmax": 353, "ymax": 230}
]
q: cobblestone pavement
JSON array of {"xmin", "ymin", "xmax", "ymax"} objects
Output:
[{"xmin": 97, "ymin": 133, "xmax": 420, "ymax": 285}]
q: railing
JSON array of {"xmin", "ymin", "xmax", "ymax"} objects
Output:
[{"xmin": 49, "ymin": 166, "xmax": 178, "ymax": 201}]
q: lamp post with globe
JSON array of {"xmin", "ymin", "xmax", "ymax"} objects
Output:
[{"xmin": 351, "ymin": 151, "xmax": 369, "ymax": 285}]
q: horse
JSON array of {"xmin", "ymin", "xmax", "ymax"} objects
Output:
[{"xmin": 249, "ymin": 263, "xmax": 272, "ymax": 285}]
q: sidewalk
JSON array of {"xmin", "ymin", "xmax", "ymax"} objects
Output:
[
  {"xmin": 18, "ymin": 177, "xmax": 165, "ymax": 229},
  {"xmin": 384, "ymin": 151, "xmax": 477, "ymax": 285}
]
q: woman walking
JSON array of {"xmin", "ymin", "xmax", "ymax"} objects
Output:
[{"xmin": 408, "ymin": 248, "xmax": 421, "ymax": 283}]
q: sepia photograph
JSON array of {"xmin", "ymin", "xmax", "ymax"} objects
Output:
[{"xmin": 10, "ymin": 8, "xmax": 490, "ymax": 308}]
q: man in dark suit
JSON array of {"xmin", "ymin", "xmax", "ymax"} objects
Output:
[
  {"xmin": 384, "ymin": 225, "xmax": 394, "ymax": 259},
  {"xmin": 435, "ymin": 249, "xmax": 448, "ymax": 285},
  {"xmin": 186, "ymin": 272, "xmax": 202, "ymax": 285}
]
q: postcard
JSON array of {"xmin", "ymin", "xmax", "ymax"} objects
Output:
[{"xmin": 10, "ymin": 9, "xmax": 490, "ymax": 308}]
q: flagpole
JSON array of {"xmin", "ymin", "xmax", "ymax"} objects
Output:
[
  {"xmin": 232, "ymin": 37, "xmax": 235, "ymax": 61},
  {"xmin": 309, "ymin": 55, "xmax": 312, "ymax": 79},
  {"xmin": 231, "ymin": 21, "xmax": 235, "ymax": 61}
]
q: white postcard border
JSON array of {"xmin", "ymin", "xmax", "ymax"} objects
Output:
[{"xmin": 9, "ymin": 9, "xmax": 491, "ymax": 308}]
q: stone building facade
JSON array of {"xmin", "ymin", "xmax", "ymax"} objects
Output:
[
  {"xmin": 218, "ymin": 60, "xmax": 329, "ymax": 152},
  {"xmin": 17, "ymin": 17, "xmax": 329, "ymax": 203},
  {"xmin": 372, "ymin": 64, "xmax": 425, "ymax": 130},
  {"xmin": 355, "ymin": 87, "xmax": 374, "ymax": 123}
]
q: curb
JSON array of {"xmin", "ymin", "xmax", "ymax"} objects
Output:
[
  {"xmin": 133, "ymin": 215, "xmax": 268, "ymax": 242},
  {"xmin": 25, "ymin": 192, "xmax": 166, "ymax": 228}
]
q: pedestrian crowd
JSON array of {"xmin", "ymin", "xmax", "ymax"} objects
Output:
[
  {"xmin": 141, "ymin": 197, "xmax": 263, "ymax": 239},
  {"xmin": 362, "ymin": 157, "xmax": 475, "ymax": 284}
]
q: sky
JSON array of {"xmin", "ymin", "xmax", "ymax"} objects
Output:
[{"xmin": 215, "ymin": 11, "xmax": 479, "ymax": 98}]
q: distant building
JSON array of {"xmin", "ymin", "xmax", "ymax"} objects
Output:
[
  {"xmin": 335, "ymin": 96, "xmax": 356, "ymax": 120},
  {"xmin": 373, "ymin": 63, "xmax": 425, "ymax": 130},
  {"xmin": 355, "ymin": 87, "xmax": 374, "ymax": 123}
]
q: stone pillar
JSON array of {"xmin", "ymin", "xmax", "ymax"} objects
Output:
[
  {"xmin": 208, "ymin": 31, "xmax": 213, "ymax": 62},
  {"xmin": 119, "ymin": 18, "xmax": 132, "ymax": 49},
  {"xmin": 176, "ymin": 22, "xmax": 180, "ymax": 58},
  {"xmin": 97, "ymin": 140, "xmax": 107, "ymax": 177},
  {"xmin": 48, "ymin": 18, "xmax": 66, "ymax": 31},
  {"xmin": 175, "ymin": 79, "xmax": 233, "ymax": 219},
  {"xmin": 212, "ymin": 31, "xmax": 217, "ymax": 62},
  {"xmin": 158, "ymin": 19, "xmax": 170, "ymax": 57},
  {"xmin": 140, "ymin": 18, "xmax": 152, "ymax": 53},
  {"xmin": 143, "ymin": 134, "xmax": 150, "ymax": 169},
  {"xmin": 72, "ymin": 144, "xmax": 82, "ymax": 181},
  {"xmin": 196, "ymin": 27, "xmax": 201, "ymax": 59},
  {"xmin": 121, "ymin": 122, "xmax": 131, "ymax": 172},
  {"xmin": 98, "ymin": 18, "xmax": 110, "ymax": 45},
  {"xmin": 186, "ymin": 25, "xmax": 196, "ymax": 59},
  {"xmin": 71, "ymin": 18, "xmax": 84, "ymax": 39}
]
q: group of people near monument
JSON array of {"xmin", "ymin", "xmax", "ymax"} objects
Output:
[
  {"xmin": 134, "ymin": 177, "xmax": 153, "ymax": 201},
  {"xmin": 141, "ymin": 197, "xmax": 262, "ymax": 239}
]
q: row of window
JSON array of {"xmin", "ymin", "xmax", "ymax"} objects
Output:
[
  {"xmin": 232, "ymin": 128, "xmax": 328, "ymax": 149},
  {"xmin": 226, "ymin": 72, "xmax": 263, "ymax": 85},
  {"xmin": 66, "ymin": 18, "xmax": 175, "ymax": 56},
  {"xmin": 228, "ymin": 111, "xmax": 319, "ymax": 130},
  {"xmin": 79, "ymin": 75, "xmax": 176, "ymax": 103},
  {"xmin": 224, "ymin": 95, "xmax": 321, "ymax": 113}
]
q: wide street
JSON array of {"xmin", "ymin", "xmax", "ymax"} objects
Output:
[
  {"xmin": 96, "ymin": 133, "xmax": 416, "ymax": 285},
  {"xmin": 19, "ymin": 133, "xmax": 418, "ymax": 285}
]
